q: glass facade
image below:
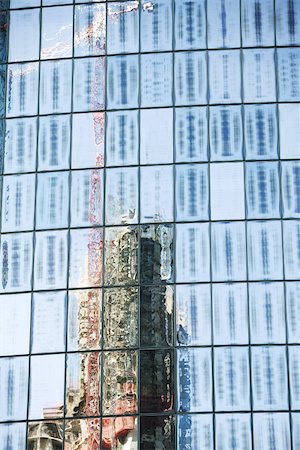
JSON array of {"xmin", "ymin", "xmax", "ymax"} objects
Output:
[{"xmin": 0, "ymin": 0, "xmax": 300, "ymax": 449}]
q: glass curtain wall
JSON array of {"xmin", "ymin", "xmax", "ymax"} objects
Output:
[{"xmin": 0, "ymin": 0, "xmax": 300, "ymax": 449}]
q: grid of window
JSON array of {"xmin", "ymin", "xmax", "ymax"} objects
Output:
[{"xmin": 0, "ymin": 0, "xmax": 300, "ymax": 449}]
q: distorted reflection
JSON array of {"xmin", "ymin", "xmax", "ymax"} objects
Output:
[
  {"xmin": 27, "ymin": 421, "xmax": 63, "ymax": 450},
  {"xmin": 102, "ymin": 416, "xmax": 138, "ymax": 450},
  {"xmin": 65, "ymin": 419, "xmax": 100, "ymax": 450},
  {"xmin": 74, "ymin": 4, "xmax": 105, "ymax": 57},
  {"xmin": 140, "ymin": 415, "xmax": 175, "ymax": 450}
]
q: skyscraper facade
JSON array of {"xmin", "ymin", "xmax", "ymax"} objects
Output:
[{"xmin": 0, "ymin": 0, "xmax": 300, "ymax": 448}]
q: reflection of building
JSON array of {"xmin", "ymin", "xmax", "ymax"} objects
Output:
[{"xmin": 27, "ymin": 421, "xmax": 63, "ymax": 450}]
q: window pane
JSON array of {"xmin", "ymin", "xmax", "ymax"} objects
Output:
[
  {"xmin": 140, "ymin": 108, "xmax": 173, "ymax": 164},
  {"xmin": 73, "ymin": 57, "xmax": 105, "ymax": 112},
  {"xmin": 286, "ymin": 282, "xmax": 300, "ymax": 343},
  {"xmin": 141, "ymin": 0, "xmax": 172, "ymax": 52},
  {"xmin": 10, "ymin": 0, "xmax": 40, "ymax": 7},
  {"xmin": 40, "ymin": 60, "xmax": 72, "ymax": 114},
  {"xmin": 0, "ymin": 357, "xmax": 28, "ymax": 421},
  {"xmin": 178, "ymin": 415, "xmax": 213, "ymax": 450},
  {"xmin": 175, "ymin": 51, "xmax": 207, "ymax": 105},
  {"xmin": 243, "ymin": 49, "xmax": 276, "ymax": 103},
  {"xmin": 207, "ymin": 0, "xmax": 240, "ymax": 48},
  {"xmin": 27, "ymin": 422, "xmax": 63, "ymax": 449},
  {"xmin": 141, "ymin": 53, "xmax": 172, "ymax": 107},
  {"xmin": 278, "ymin": 48, "xmax": 300, "ymax": 102},
  {"xmin": 102, "ymin": 417, "xmax": 137, "ymax": 450},
  {"xmin": 65, "ymin": 419, "xmax": 100, "ymax": 449},
  {"xmin": 283, "ymin": 220, "xmax": 300, "ymax": 279},
  {"xmin": 106, "ymin": 110, "xmax": 138, "ymax": 166},
  {"xmin": 276, "ymin": 0, "xmax": 300, "ymax": 46},
  {"xmin": 107, "ymin": 1, "xmax": 139, "ymax": 54},
  {"xmin": 38, "ymin": 115, "xmax": 70, "ymax": 171},
  {"xmin": 209, "ymin": 50, "xmax": 241, "ymax": 104},
  {"xmin": 289, "ymin": 346, "xmax": 300, "ymax": 409},
  {"xmin": 107, "ymin": 55, "xmax": 139, "ymax": 109},
  {"xmin": 9, "ymin": 9, "xmax": 40, "ymax": 62},
  {"xmin": 279, "ymin": 104, "xmax": 300, "ymax": 159},
  {"xmin": 174, "ymin": 0, "xmax": 206, "ymax": 50},
  {"xmin": 282, "ymin": 161, "xmax": 300, "ymax": 218},
  {"xmin": 242, "ymin": 0, "xmax": 274, "ymax": 47},
  {"xmin": 41, "ymin": 6, "xmax": 73, "ymax": 60},
  {"xmin": 175, "ymin": 107, "xmax": 208, "ymax": 162},
  {"xmin": 253, "ymin": 414, "xmax": 290, "ymax": 450},
  {"xmin": 140, "ymin": 416, "xmax": 175, "ymax": 449},
  {"xmin": 0, "ymin": 423, "xmax": 26, "ymax": 450},
  {"xmin": 216, "ymin": 414, "xmax": 252, "ymax": 450},
  {"xmin": 4, "ymin": 117, "xmax": 37, "ymax": 173},
  {"xmin": 6, "ymin": 62, "xmax": 39, "ymax": 117},
  {"xmin": 71, "ymin": 169, "xmax": 103, "ymax": 227},
  {"xmin": 75, "ymin": 3, "xmax": 106, "ymax": 57},
  {"xmin": 210, "ymin": 106, "xmax": 243, "ymax": 161}
]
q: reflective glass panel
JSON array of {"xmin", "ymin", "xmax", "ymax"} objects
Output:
[
  {"xmin": 102, "ymin": 416, "xmax": 137, "ymax": 450},
  {"xmin": 141, "ymin": 0, "xmax": 172, "ymax": 52},
  {"xmin": 175, "ymin": 51, "xmax": 207, "ymax": 105},
  {"xmin": 6, "ymin": 62, "xmax": 39, "ymax": 117},
  {"xmin": 0, "ymin": 11, "xmax": 7, "ymax": 63},
  {"xmin": 215, "ymin": 414, "xmax": 252, "ymax": 450},
  {"xmin": 71, "ymin": 169, "xmax": 103, "ymax": 227},
  {"xmin": 242, "ymin": 0, "xmax": 274, "ymax": 47},
  {"xmin": 140, "ymin": 108, "xmax": 173, "ymax": 164},
  {"xmin": 207, "ymin": 0, "xmax": 240, "ymax": 48},
  {"xmin": 40, "ymin": 60, "xmax": 72, "ymax": 114},
  {"xmin": 74, "ymin": 3, "xmax": 106, "ymax": 57},
  {"xmin": 107, "ymin": 55, "xmax": 139, "ymax": 109},
  {"xmin": 286, "ymin": 282, "xmax": 300, "ymax": 343},
  {"xmin": 283, "ymin": 220, "xmax": 300, "ymax": 280},
  {"xmin": 174, "ymin": 0, "xmax": 206, "ymax": 50},
  {"xmin": 73, "ymin": 57, "xmax": 105, "ymax": 112},
  {"xmin": 27, "ymin": 421, "xmax": 63, "ymax": 450},
  {"xmin": 282, "ymin": 161, "xmax": 300, "ymax": 217},
  {"xmin": 253, "ymin": 414, "xmax": 290, "ymax": 450},
  {"xmin": 41, "ymin": 6, "xmax": 73, "ymax": 60},
  {"xmin": 38, "ymin": 115, "xmax": 70, "ymax": 171},
  {"xmin": 10, "ymin": 0, "xmax": 40, "ymax": 6},
  {"xmin": 9, "ymin": 9, "xmax": 40, "ymax": 62},
  {"xmin": 289, "ymin": 346, "xmax": 300, "ymax": 409},
  {"xmin": 65, "ymin": 419, "xmax": 100, "ymax": 449},
  {"xmin": 106, "ymin": 110, "xmax": 138, "ymax": 166},
  {"xmin": 279, "ymin": 104, "xmax": 300, "ymax": 159},
  {"xmin": 175, "ymin": 107, "xmax": 208, "ymax": 162},
  {"xmin": 209, "ymin": 50, "xmax": 241, "ymax": 104},
  {"xmin": 0, "ymin": 357, "xmax": 28, "ymax": 421},
  {"xmin": 4, "ymin": 117, "xmax": 37, "ymax": 173},
  {"xmin": 278, "ymin": 48, "xmax": 300, "ymax": 102},
  {"xmin": 243, "ymin": 49, "xmax": 276, "ymax": 103},
  {"xmin": 141, "ymin": 165, "xmax": 173, "ymax": 223},
  {"xmin": 140, "ymin": 416, "xmax": 175, "ymax": 450},
  {"xmin": 178, "ymin": 414, "xmax": 213, "ymax": 450},
  {"xmin": 141, "ymin": 53, "xmax": 172, "ymax": 107},
  {"xmin": 276, "ymin": 0, "xmax": 300, "ymax": 46},
  {"xmin": 0, "ymin": 423, "xmax": 26, "ymax": 450},
  {"xmin": 107, "ymin": 1, "xmax": 139, "ymax": 54}
]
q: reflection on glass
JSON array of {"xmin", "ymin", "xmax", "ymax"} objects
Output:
[
  {"xmin": 283, "ymin": 220, "xmax": 300, "ymax": 279},
  {"xmin": 140, "ymin": 108, "xmax": 173, "ymax": 164},
  {"xmin": 293, "ymin": 413, "xmax": 300, "ymax": 450},
  {"xmin": 102, "ymin": 416, "xmax": 138, "ymax": 450},
  {"xmin": 175, "ymin": 107, "xmax": 208, "ymax": 162},
  {"xmin": 0, "ymin": 356, "xmax": 28, "ymax": 421},
  {"xmin": 140, "ymin": 224, "xmax": 173, "ymax": 284},
  {"xmin": 0, "ymin": 423, "xmax": 26, "ymax": 450},
  {"xmin": 40, "ymin": 59, "xmax": 72, "ymax": 114},
  {"xmin": 38, "ymin": 115, "xmax": 70, "ymax": 171},
  {"xmin": 0, "ymin": 65, "xmax": 4, "ymax": 118},
  {"xmin": 73, "ymin": 57, "xmax": 105, "ymax": 112},
  {"xmin": 27, "ymin": 421, "xmax": 63, "ymax": 450},
  {"xmin": 178, "ymin": 348, "xmax": 212, "ymax": 412},
  {"xmin": 10, "ymin": 0, "xmax": 40, "ymax": 5},
  {"xmin": 29, "ymin": 354, "xmax": 65, "ymax": 420},
  {"xmin": 41, "ymin": 6, "xmax": 73, "ymax": 59},
  {"xmin": 282, "ymin": 161, "xmax": 300, "ymax": 217},
  {"xmin": 140, "ymin": 349, "xmax": 174, "ymax": 413},
  {"xmin": 104, "ymin": 287, "xmax": 138, "ymax": 349},
  {"xmin": 140, "ymin": 415, "xmax": 175, "ymax": 449},
  {"xmin": 65, "ymin": 419, "xmax": 100, "ymax": 450},
  {"xmin": 66, "ymin": 352, "xmax": 100, "ymax": 417},
  {"xmin": 207, "ymin": 0, "xmax": 240, "ymax": 48},
  {"xmin": 278, "ymin": 48, "xmax": 300, "ymax": 101},
  {"xmin": 286, "ymin": 282, "xmax": 300, "ymax": 343},
  {"xmin": 242, "ymin": 0, "xmax": 274, "ymax": 47},
  {"xmin": 276, "ymin": 0, "xmax": 300, "ymax": 46},
  {"xmin": 140, "ymin": 285, "xmax": 173, "ymax": 348},
  {"xmin": 0, "ymin": 232, "xmax": 33, "ymax": 293},
  {"xmin": 2, "ymin": 173, "xmax": 35, "ymax": 231},
  {"xmin": 106, "ymin": 110, "xmax": 138, "ymax": 166},
  {"xmin": 141, "ymin": 53, "xmax": 172, "ymax": 107},
  {"xmin": 72, "ymin": 112, "xmax": 105, "ymax": 169},
  {"xmin": 104, "ymin": 226, "xmax": 138, "ymax": 285},
  {"xmin": 141, "ymin": 0, "xmax": 172, "ymax": 52},
  {"xmin": 209, "ymin": 50, "xmax": 241, "ymax": 104},
  {"xmin": 71, "ymin": 169, "xmax": 103, "ymax": 227},
  {"xmin": 253, "ymin": 413, "xmax": 290, "ymax": 450},
  {"xmin": 107, "ymin": 55, "xmax": 139, "ymax": 109},
  {"xmin": 216, "ymin": 414, "xmax": 252, "ymax": 450},
  {"xmin": 6, "ymin": 62, "xmax": 39, "ymax": 117},
  {"xmin": 32, "ymin": 291, "xmax": 66, "ymax": 354},
  {"xmin": 75, "ymin": 3, "xmax": 106, "ymax": 57},
  {"xmin": 68, "ymin": 289, "xmax": 102, "ymax": 352},
  {"xmin": 279, "ymin": 104, "xmax": 300, "ymax": 159},
  {"xmin": 4, "ymin": 117, "xmax": 37, "ymax": 173},
  {"xmin": 0, "ymin": 10, "xmax": 7, "ymax": 62},
  {"xmin": 69, "ymin": 228, "xmax": 103, "ymax": 288},
  {"xmin": 102, "ymin": 351, "xmax": 138, "ymax": 415},
  {"xmin": 107, "ymin": 1, "xmax": 139, "ymax": 54},
  {"xmin": 243, "ymin": 49, "xmax": 276, "ymax": 103},
  {"xmin": 0, "ymin": 293, "xmax": 30, "ymax": 356},
  {"xmin": 210, "ymin": 106, "xmax": 243, "ymax": 161},
  {"xmin": 178, "ymin": 414, "xmax": 213, "ymax": 450},
  {"xmin": 175, "ymin": 51, "xmax": 207, "ymax": 105},
  {"xmin": 36, "ymin": 172, "xmax": 69, "ymax": 229},
  {"xmin": 289, "ymin": 346, "xmax": 300, "ymax": 409},
  {"xmin": 174, "ymin": 0, "xmax": 206, "ymax": 50},
  {"xmin": 9, "ymin": 9, "xmax": 40, "ymax": 62}
]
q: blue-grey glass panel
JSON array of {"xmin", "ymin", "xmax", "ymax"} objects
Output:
[
  {"xmin": 141, "ymin": 0, "xmax": 172, "ymax": 52},
  {"xmin": 209, "ymin": 50, "xmax": 241, "ymax": 104},
  {"xmin": 245, "ymin": 162, "xmax": 280, "ymax": 219},
  {"xmin": 0, "ymin": 423, "xmax": 26, "ymax": 450},
  {"xmin": 41, "ymin": 6, "xmax": 73, "ymax": 60},
  {"xmin": 213, "ymin": 283, "xmax": 249, "ymax": 345},
  {"xmin": 210, "ymin": 105, "xmax": 243, "ymax": 161},
  {"xmin": 178, "ymin": 414, "xmax": 213, "ymax": 450},
  {"xmin": 4, "ymin": 117, "xmax": 37, "ymax": 174},
  {"xmin": 247, "ymin": 220, "xmax": 283, "ymax": 281},
  {"xmin": 176, "ymin": 164, "xmax": 209, "ymax": 221},
  {"xmin": 6, "ymin": 62, "xmax": 39, "ymax": 117},
  {"xmin": 0, "ymin": 65, "xmax": 4, "ymax": 118},
  {"xmin": 176, "ymin": 284, "xmax": 211, "ymax": 346},
  {"xmin": 106, "ymin": 110, "xmax": 138, "ymax": 166},
  {"xmin": 242, "ymin": 0, "xmax": 274, "ymax": 47},
  {"xmin": 249, "ymin": 282, "xmax": 286, "ymax": 344},
  {"xmin": 141, "ymin": 165, "xmax": 173, "ymax": 223},
  {"xmin": 104, "ymin": 226, "xmax": 138, "ymax": 285},
  {"xmin": 207, "ymin": 0, "xmax": 240, "ymax": 48},
  {"xmin": 210, "ymin": 162, "xmax": 245, "ymax": 220},
  {"xmin": 107, "ymin": 1, "xmax": 138, "ymax": 54},
  {"xmin": 283, "ymin": 220, "xmax": 300, "ymax": 280},
  {"xmin": 141, "ymin": 53, "xmax": 172, "ymax": 107},
  {"xmin": 69, "ymin": 228, "xmax": 103, "ymax": 288},
  {"xmin": 2, "ymin": 173, "xmax": 35, "ymax": 232},
  {"xmin": 73, "ymin": 57, "xmax": 105, "ymax": 112},
  {"xmin": 29, "ymin": 354, "xmax": 65, "ymax": 420},
  {"xmin": 104, "ymin": 287, "xmax": 138, "ymax": 349},
  {"xmin": 286, "ymin": 282, "xmax": 300, "ymax": 343},
  {"xmin": 0, "ymin": 11, "xmax": 7, "ymax": 63},
  {"xmin": 176, "ymin": 223, "xmax": 210, "ymax": 282},
  {"xmin": 252, "ymin": 346, "xmax": 288, "ymax": 410},
  {"xmin": 105, "ymin": 166, "xmax": 138, "ymax": 225},
  {"xmin": 40, "ymin": 60, "xmax": 72, "ymax": 115},
  {"xmin": 279, "ymin": 104, "xmax": 300, "ymax": 159},
  {"xmin": 0, "ymin": 357, "xmax": 28, "ymax": 421},
  {"xmin": 174, "ymin": 0, "xmax": 206, "ymax": 50},
  {"xmin": 243, "ymin": 49, "xmax": 276, "ymax": 103},
  {"xmin": 0, "ymin": 232, "xmax": 33, "ymax": 293},
  {"xmin": 282, "ymin": 161, "xmax": 300, "ymax": 218},
  {"xmin": 27, "ymin": 422, "xmax": 63, "ymax": 449},
  {"xmin": 72, "ymin": 112, "xmax": 105, "ymax": 169},
  {"xmin": 107, "ymin": 55, "xmax": 139, "ymax": 109},
  {"xmin": 211, "ymin": 222, "xmax": 247, "ymax": 282},
  {"xmin": 71, "ymin": 169, "xmax": 103, "ymax": 227},
  {"xmin": 31, "ymin": 291, "xmax": 66, "ymax": 354},
  {"xmin": 43, "ymin": 0, "xmax": 72, "ymax": 4},
  {"xmin": 178, "ymin": 347, "xmax": 212, "ymax": 412},
  {"xmin": 34, "ymin": 230, "xmax": 68, "ymax": 290},
  {"xmin": 253, "ymin": 413, "xmax": 291, "ymax": 450},
  {"xmin": 36, "ymin": 171, "xmax": 69, "ymax": 229},
  {"xmin": 9, "ymin": 9, "xmax": 40, "ymax": 62},
  {"xmin": 10, "ymin": 0, "xmax": 40, "ymax": 7},
  {"xmin": 276, "ymin": 0, "xmax": 300, "ymax": 46},
  {"xmin": 0, "ymin": 293, "xmax": 31, "ymax": 356},
  {"xmin": 38, "ymin": 115, "xmax": 70, "ymax": 171},
  {"xmin": 244, "ymin": 104, "xmax": 278, "ymax": 160},
  {"xmin": 292, "ymin": 413, "xmax": 300, "ymax": 450},
  {"xmin": 140, "ymin": 224, "xmax": 173, "ymax": 284},
  {"xmin": 175, "ymin": 107, "xmax": 208, "ymax": 162},
  {"xmin": 68, "ymin": 289, "xmax": 102, "ymax": 352},
  {"xmin": 214, "ymin": 347, "xmax": 250, "ymax": 411},
  {"xmin": 140, "ymin": 285, "xmax": 174, "ymax": 348},
  {"xmin": 215, "ymin": 414, "xmax": 252, "ymax": 450},
  {"xmin": 278, "ymin": 48, "xmax": 300, "ymax": 102},
  {"xmin": 175, "ymin": 51, "xmax": 207, "ymax": 105},
  {"xmin": 289, "ymin": 346, "xmax": 300, "ymax": 409},
  {"xmin": 140, "ymin": 108, "xmax": 173, "ymax": 164},
  {"xmin": 140, "ymin": 415, "xmax": 175, "ymax": 449},
  {"xmin": 140, "ymin": 349, "xmax": 174, "ymax": 413},
  {"xmin": 75, "ymin": 3, "xmax": 106, "ymax": 57}
]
